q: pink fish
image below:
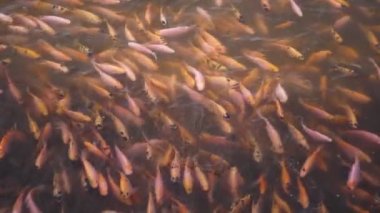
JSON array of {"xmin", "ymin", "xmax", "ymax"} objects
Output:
[
  {"xmin": 39, "ymin": 16, "xmax": 71, "ymax": 25},
  {"xmin": 347, "ymin": 157, "xmax": 360, "ymax": 190},
  {"xmin": 185, "ymin": 64, "xmax": 205, "ymax": 91},
  {"xmin": 128, "ymin": 41, "xmax": 157, "ymax": 60},
  {"xmin": 258, "ymin": 112, "xmax": 284, "ymax": 154},
  {"xmin": 301, "ymin": 121, "xmax": 332, "ymax": 143},
  {"xmin": 0, "ymin": 13, "xmax": 12, "ymax": 24},
  {"xmin": 144, "ymin": 43, "xmax": 175, "ymax": 54},
  {"xmin": 114, "ymin": 145, "xmax": 133, "ymax": 175},
  {"xmin": 25, "ymin": 187, "xmax": 42, "ymax": 213},
  {"xmin": 158, "ymin": 25, "xmax": 196, "ymax": 38},
  {"xmin": 96, "ymin": 68, "xmax": 123, "ymax": 89},
  {"xmin": 289, "ymin": 0, "xmax": 303, "ymax": 17},
  {"xmin": 344, "ymin": 130, "xmax": 380, "ymax": 145},
  {"xmin": 155, "ymin": 166, "xmax": 164, "ymax": 205}
]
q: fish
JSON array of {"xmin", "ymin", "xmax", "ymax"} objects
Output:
[
  {"xmin": 35, "ymin": 143, "xmax": 48, "ymax": 169},
  {"xmin": 257, "ymin": 112, "xmax": 284, "ymax": 154},
  {"xmin": 289, "ymin": 0, "xmax": 303, "ymax": 17},
  {"xmin": 39, "ymin": 15, "xmax": 71, "ymax": 25},
  {"xmin": 347, "ymin": 156, "xmax": 360, "ymax": 190},
  {"xmin": 170, "ymin": 149, "xmax": 181, "ymax": 182},
  {"xmin": 155, "ymin": 166, "xmax": 164, "ymax": 205},
  {"xmin": 119, "ymin": 172, "xmax": 134, "ymax": 198},
  {"xmin": 286, "ymin": 122, "xmax": 310, "ymax": 150},
  {"xmin": 81, "ymin": 154, "xmax": 98, "ymax": 189},
  {"xmin": 280, "ymin": 160, "xmax": 291, "ymax": 194},
  {"xmin": 160, "ymin": 7, "xmax": 167, "ymax": 26},
  {"xmin": 147, "ymin": 191, "xmax": 156, "ymax": 213},
  {"xmin": 300, "ymin": 146, "xmax": 323, "ymax": 177},
  {"xmin": 0, "ymin": 130, "xmax": 25, "ymax": 159},
  {"xmin": 296, "ymin": 177, "xmax": 309, "ymax": 208},
  {"xmin": 185, "ymin": 64, "xmax": 205, "ymax": 91},
  {"xmin": 300, "ymin": 119, "xmax": 332, "ymax": 143},
  {"xmin": 114, "ymin": 145, "xmax": 133, "ymax": 175},
  {"xmin": 183, "ymin": 157, "xmax": 194, "ymax": 194},
  {"xmin": 344, "ymin": 130, "xmax": 380, "ymax": 146},
  {"xmin": 243, "ymin": 50, "xmax": 279, "ymax": 72},
  {"xmin": 158, "ymin": 25, "xmax": 196, "ymax": 38},
  {"xmin": 335, "ymin": 86, "xmax": 371, "ymax": 104}
]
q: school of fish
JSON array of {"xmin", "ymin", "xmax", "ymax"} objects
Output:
[{"xmin": 0, "ymin": 0, "xmax": 379, "ymax": 212}]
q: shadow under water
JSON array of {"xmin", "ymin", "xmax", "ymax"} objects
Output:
[{"xmin": 0, "ymin": 0, "xmax": 379, "ymax": 212}]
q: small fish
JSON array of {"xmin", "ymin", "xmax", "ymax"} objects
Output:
[
  {"xmin": 109, "ymin": 113, "xmax": 129, "ymax": 141},
  {"xmin": 194, "ymin": 161, "xmax": 209, "ymax": 191},
  {"xmin": 4, "ymin": 70, "xmax": 23, "ymax": 105},
  {"xmin": 96, "ymin": 68, "xmax": 124, "ymax": 89},
  {"xmin": 105, "ymin": 21, "xmax": 117, "ymax": 41},
  {"xmin": 26, "ymin": 112, "xmax": 40, "ymax": 140},
  {"xmin": 119, "ymin": 172, "xmax": 134, "ymax": 198},
  {"xmin": 300, "ymin": 120, "xmax": 332, "ymax": 143},
  {"xmin": 147, "ymin": 191, "xmax": 156, "ymax": 213},
  {"xmin": 155, "ymin": 166, "xmax": 164, "ymax": 205},
  {"xmin": 98, "ymin": 172, "xmax": 108, "ymax": 196},
  {"xmin": 144, "ymin": 3, "xmax": 153, "ymax": 26},
  {"xmin": 185, "ymin": 64, "xmax": 205, "ymax": 91},
  {"xmin": 300, "ymin": 146, "xmax": 323, "ymax": 177},
  {"xmin": 286, "ymin": 122, "xmax": 310, "ymax": 150},
  {"xmin": 128, "ymin": 41, "xmax": 157, "ymax": 60},
  {"xmin": 25, "ymin": 187, "xmax": 43, "ymax": 213},
  {"xmin": 0, "ymin": 13, "xmax": 13, "ymax": 24},
  {"xmin": 160, "ymin": 7, "xmax": 167, "ymax": 26},
  {"xmin": 345, "ymin": 130, "xmax": 380, "ymax": 146},
  {"xmin": 170, "ymin": 149, "xmax": 181, "ymax": 182},
  {"xmin": 297, "ymin": 177, "xmax": 309, "ymax": 208},
  {"xmin": 275, "ymin": 83, "xmax": 288, "ymax": 103},
  {"xmin": 183, "ymin": 157, "xmax": 194, "ymax": 194},
  {"xmin": 305, "ymin": 50, "xmax": 332, "ymax": 65},
  {"xmin": 39, "ymin": 15, "xmax": 71, "ymax": 25},
  {"xmin": 35, "ymin": 143, "xmax": 48, "ymax": 169},
  {"xmin": 268, "ymin": 43, "xmax": 304, "ymax": 60},
  {"xmin": 158, "ymin": 25, "xmax": 196, "ymax": 38},
  {"xmin": 257, "ymin": 112, "xmax": 284, "ymax": 154},
  {"xmin": 71, "ymin": 8, "xmax": 102, "ymax": 25},
  {"xmin": 243, "ymin": 50, "xmax": 279, "ymax": 72},
  {"xmin": 37, "ymin": 39, "xmax": 72, "ymax": 62},
  {"xmin": 280, "ymin": 160, "xmax": 291, "ymax": 194},
  {"xmin": 260, "ymin": 0, "xmax": 271, "ymax": 11},
  {"xmin": 330, "ymin": 27, "xmax": 343, "ymax": 43},
  {"xmin": 12, "ymin": 45, "xmax": 41, "ymax": 59},
  {"xmin": 26, "ymin": 88, "xmax": 48, "ymax": 116},
  {"xmin": 114, "ymin": 145, "xmax": 133, "ymax": 175},
  {"xmin": 289, "ymin": 0, "xmax": 303, "ymax": 17},
  {"xmin": 81, "ymin": 154, "xmax": 98, "ymax": 189},
  {"xmin": 124, "ymin": 23, "xmax": 136, "ymax": 41},
  {"xmin": 347, "ymin": 157, "xmax": 360, "ymax": 190},
  {"xmin": 298, "ymin": 99, "xmax": 334, "ymax": 120},
  {"xmin": 336, "ymin": 86, "xmax": 371, "ymax": 104}
]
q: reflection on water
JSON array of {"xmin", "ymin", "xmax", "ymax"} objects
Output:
[{"xmin": 0, "ymin": 0, "xmax": 379, "ymax": 212}]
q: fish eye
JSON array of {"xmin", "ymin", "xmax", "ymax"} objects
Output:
[
  {"xmin": 96, "ymin": 124, "xmax": 103, "ymax": 129},
  {"xmin": 161, "ymin": 20, "xmax": 167, "ymax": 26},
  {"xmin": 238, "ymin": 16, "xmax": 245, "ymax": 23},
  {"xmin": 223, "ymin": 113, "xmax": 231, "ymax": 119},
  {"xmin": 262, "ymin": 4, "xmax": 270, "ymax": 11},
  {"xmin": 87, "ymin": 51, "xmax": 94, "ymax": 57},
  {"xmin": 170, "ymin": 124, "xmax": 178, "ymax": 130}
]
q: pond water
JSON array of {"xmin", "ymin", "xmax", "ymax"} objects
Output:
[{"xmin": 0, "ymin": 0, "xmax": 379, "ymax": 212}]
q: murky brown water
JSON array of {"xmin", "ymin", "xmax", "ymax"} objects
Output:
[{"xmin": 0, "ymin": 0, "xmax": 379, "ymax": 212}]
